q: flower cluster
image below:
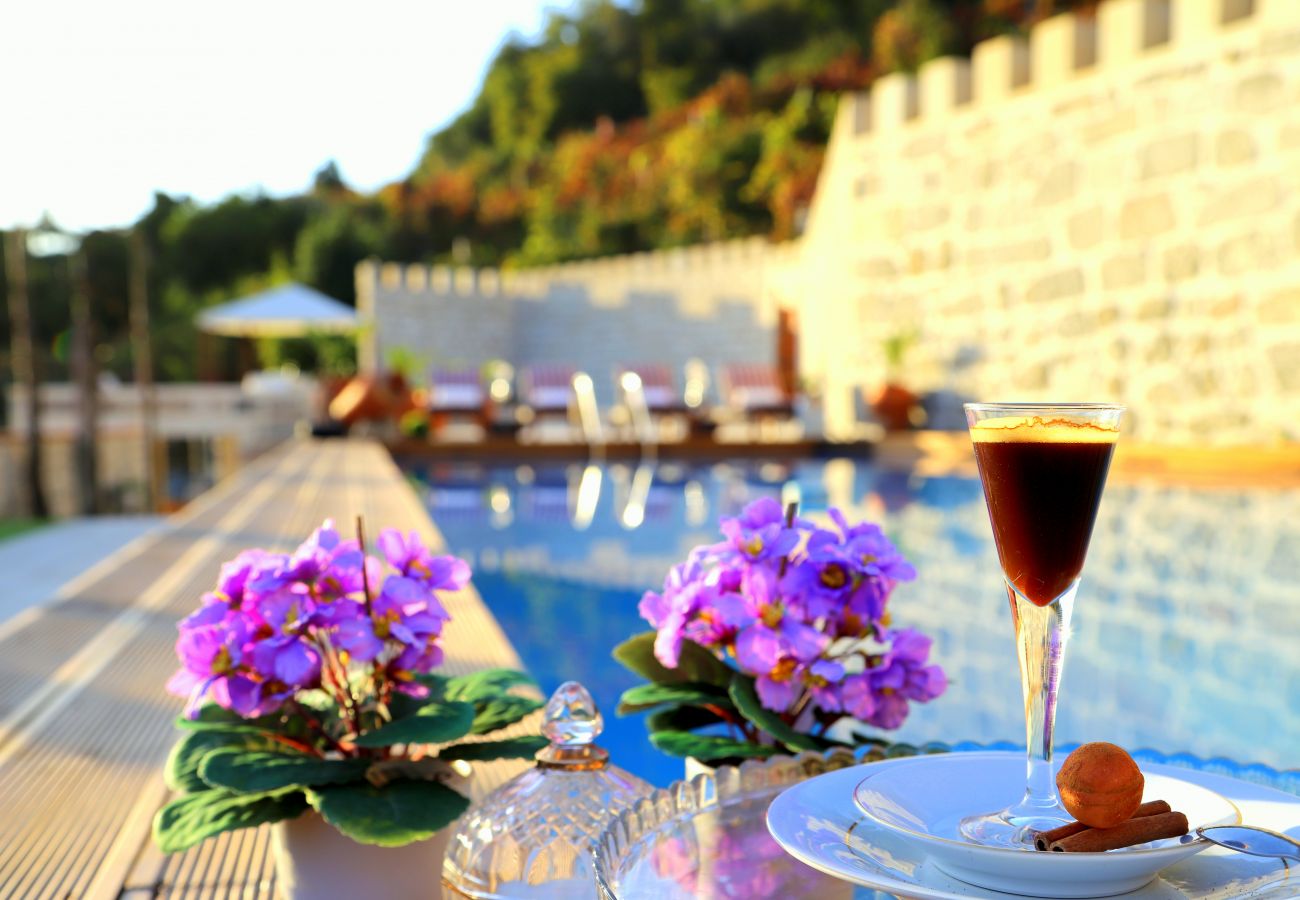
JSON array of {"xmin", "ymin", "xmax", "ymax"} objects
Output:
[
  {"xmin": 639, "ymin": 498, "xmax": 945, "ymax": 733},
  {"xmin": 166, "ymin": 520, "xmax": 468, "ymax": 719}
]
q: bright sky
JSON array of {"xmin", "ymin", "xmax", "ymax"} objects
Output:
[{"xmin": 0, "ymin": 0, "xmax": 557, "ymax": 232}]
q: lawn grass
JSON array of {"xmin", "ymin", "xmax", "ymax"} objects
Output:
[{"xmin": 0, "ymin": 519, "xmax": 46, "ymax": 543}]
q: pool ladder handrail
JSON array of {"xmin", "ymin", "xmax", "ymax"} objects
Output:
[
  {"xmin": 618, "ymin": 371, "xmax": 658, "ymax": 458},
  {"xmin": 570, "ymin": 371, "xmax": 606, "ymax": 458}
]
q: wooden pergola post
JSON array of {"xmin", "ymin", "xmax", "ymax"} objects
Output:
[
  {"xmin": 129, "ymin": 231, "xmax": 159, "ymax": 512},
  {"xmin": 3, "ymin": 229, "xmax": 49, "ymax": 518},
  {"xmin": 70, "ymin": 249, "xmax": 99, "ymax": 514}
]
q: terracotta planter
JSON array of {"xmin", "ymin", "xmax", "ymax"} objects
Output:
[
  {"xmin": 272, "ymin": 811, "xmax": 450, "ymax": 900},
  {"xmin": 869, "ymin": 382, "xmax": 919, "ymax": 432}
]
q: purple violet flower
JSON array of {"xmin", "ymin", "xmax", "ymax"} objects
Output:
[
  {"xmin": 378, "ymin": 529, "xmax": 470, "ymax": 592},
  {"xmin": 636, "ymin": 502, "xmax": 945, "ymax": 740},
  {"xmin": 719, "ymin": 497, "xmax": 799, "ymax": 564}
]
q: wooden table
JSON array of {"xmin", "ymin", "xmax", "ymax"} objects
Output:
[{"xmin": 0, "ymin": 439, "xmax": 530, "ymax": 899}]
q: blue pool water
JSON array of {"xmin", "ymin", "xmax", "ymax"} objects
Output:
[{"xmin": 402, "ymin": 456, "xmax": 1300, "ymax": 788}]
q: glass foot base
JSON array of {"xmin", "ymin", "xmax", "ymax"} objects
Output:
[{"xmin": 959, "ymin": 805, "xmax": 1072, "ymax": 849}]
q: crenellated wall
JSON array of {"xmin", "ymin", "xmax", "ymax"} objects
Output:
[
  {"xmin": 800, "ymin": 0, "xmax": 1300, "ymax": 444},
  {"xmin": 362, "ymin": 0, "xmax": 1300, "ymax": 444},
  {"xmin": 357, "ymin": 238, "xmax": 805, "ymax": 405}
]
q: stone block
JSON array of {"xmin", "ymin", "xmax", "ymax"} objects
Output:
[
  {"xmin": 968, "ymin": 237, "xmax": 1053, "ymax": 267},
  {"xmin": 1234, "ymin": 73, "xmax": 1286, "ymax": 113},
  {"xmin": 1027, "ymin": 268, "xmax": 1086, "ymax": 303},
  {"xmin": 904, "ymin": 133, "xmax": 946, "ymax": 157},
  {"xmin": 1145, "ymin": 333, "xmax": 1176, "ymax": 363},
  {"xmin": 1034, "ymin": 161, "xmax": 1078, "ymax": 205},
  {"xmin": 871, "ymin": 73, "xmax": 919, "ymax": 130},
  {"xmin": 1137, "ymin": 296, "xmax": 1174, "ymax": 319},
  {"xmin": 1102, "ymin": 253, "xmax": 1148, "ymax": 289},
  {"xmin": 903, "ymin": 205, "xmax": 950, "ymax": 231},
  {"xmin": 1099, "ymin": 0, "xmax": 1172, "ymax": 64},
  {"xmin": 1269, "ymin": 344, "xmax": 1300, "ymax": 390},
  {"xmin": 1032, "ymin": 12, "xmax": 1099, "ymax": 86},
  {"xmin": 1068, "ymin": 207, "xmax": 1107, "ymax": 250},
  {"xmin": 380, "ymin": 262, "xmax": 404, "ymax": 289},
  {"xmin": 1163, "ymin": 243, "xmax": 1201, "ymax": 281},
  {"xmin": 972, "ymin": 35, "xmax": 1030, "ymax": 104},
  {"xmin": 1119, "ymin": 195, "xmax": 1177, "ymax": 239},
  {"xmin": 404, "ymin": 265, "xmax": 428, "ymax": 291},
  {"xmin": 1199, "ymin": 176, "xmax": 1281, "ymax": 225},
  {"xmin": 858, "ymin": 256, "xmax": 899, "ymax": 278},
  {"xmin": 1215, "ymin": 129, "xmax": 1256, "ymax": 166},
  {"xmin": 1218, "ymin": 231, "xmax": 1282, "ymax": 275},
  {"xmin": 1083, "ymin": 106, "xmax": 1140, "ymax": 144},
  {"xmin": 1209, "ymin": 295, "xmax": 1242, "ymax": 318},
  {"xmin": 1258, "ymin": 288, "xmax": 1300, "ymax": 324},
  {"xmin": 918, "ymin": 57, "xmax": 972, "ymax": 114},
  {"xmin": 1139, "ymin": 133, "xmax": 1199, "ymax": 179}
]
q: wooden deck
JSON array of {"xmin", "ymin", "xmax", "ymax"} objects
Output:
[{"xmin": 0, "ymin": 439, "xmax": 531, "ymax": 899}]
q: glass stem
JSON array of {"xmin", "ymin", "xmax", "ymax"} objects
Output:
[{"xmin": 1008, "ymin": 580, "xmax": 1077, "ymax": 812}]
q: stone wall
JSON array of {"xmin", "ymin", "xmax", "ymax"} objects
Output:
[
  {"xmin": 800, "ymin": 0, "xmax": 1300, "ymax": 444},
  {"xmin": 357, "ymin": 239, "xmax": 803, "ymax": 405},
  {"xmin": 363, "ymin": 0, "xmax": 1300, "ymax": 444}
]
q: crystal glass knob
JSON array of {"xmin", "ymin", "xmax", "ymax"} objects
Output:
[
  {"xmin": 542, "ymin": 680, "xmax": 603, "ymax": 746},
  {"xmin": 443, "ymin": 679, "xmax": 653, "ymax": 898}
]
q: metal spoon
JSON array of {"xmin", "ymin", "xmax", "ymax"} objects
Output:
[{"xmin": 1197, "ymin": 826, "xmax": 1300, "ymax": 862}]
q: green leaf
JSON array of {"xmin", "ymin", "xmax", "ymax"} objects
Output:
[
  {"xmin": 165, "ymin": 728, "xmax": 278, "ymax": 793},
  {"xmin": 353, "ymin": 700, "xmax": 475, "ymax": 748},
  {"xmin": 649, "ymin": 730, "xmax": 779, "ymax": 762},
  {"xmin": 175, "ymin": 704, "xmax": 280, "ymax": 734},
  {"xmin": 199, "ymin": 749, "xmax": 371, "ymax": 794},
  {"xmin": 469, "ymin": 695, "xmax": 543, "ymax": 735},
  {"xmin": 612, "ymin": 632, "xmax": 733, "ymax": 688},
  {"xmin": 728, "ymin": 674, "xmax": 821, "ymax": 752},
  {"xmin": 386, "ymin": 679, "xmax": 449, "ymax": 721},
  {"xmin": 445, "ymin": 668, "xmax": 534, "ymax": 702},
  {"xmin": 412, "ymin": 673, "xmax": 450, "ymax": 696},
  {"xmin": 616, "ymin": 682, "xmax": 730, "ymax": 715},
  {"xmin": 306, "ymin": 780, "xmax": 470, "ymax": 847},
  {"xmin": 646, "ymin": 704, "xmax": 726, "ymax": 734},
  {"xmin": 441, "ymin": 735, "xmax": 548, "ymax": 761},
  {"xmin": 153, "ymin": 789, "xmax": 306, "ymax": 854}
]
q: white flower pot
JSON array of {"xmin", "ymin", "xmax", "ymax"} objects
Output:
[{"xmin": 273, "ymin": 811, "xmax": 450, "ymax": 900}]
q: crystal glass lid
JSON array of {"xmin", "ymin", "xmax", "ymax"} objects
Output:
[{"xmin": 444, "ymin": 681, "xmax": 654, "ymax": 898}]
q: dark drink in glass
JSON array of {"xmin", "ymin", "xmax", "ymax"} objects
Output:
[
  {"xmin": 960, "ymin": 405, "xmax": 1124, "ymax": 848},
  {"xmin": 971, "ymin": 419, "xmax": 1117, "ymax": 607}
]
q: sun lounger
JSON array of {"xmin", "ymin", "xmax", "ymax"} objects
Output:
[
  {"xmin": 616, "ymin": 364, "xmax": 688, "ymax": 414},
  {"xmin": 718, "ymin": 363, "xmax": 795, "ymax": 421},
  {"xmin": 427, "ymin": 368, "xmax": 489, "ymax": 430},
  {"xmin": 519, "ymin": 364, "xmax": 577, "ymax": 418}
]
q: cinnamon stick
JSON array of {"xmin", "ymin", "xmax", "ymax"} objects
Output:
[
  {"xmin": 1049, "ymin": 811, "xmax": 1189, "ymax": 853},
  {"xmin": 1033, "ymin": 800, "xmax": 1172, "ymax": 851}
]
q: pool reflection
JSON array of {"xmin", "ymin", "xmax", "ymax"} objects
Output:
[{"xmin": 401, "ymin": 457, "xmax": 1300, "ymax": 786}]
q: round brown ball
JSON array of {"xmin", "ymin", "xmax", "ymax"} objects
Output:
[{"xmin": 1056, "ymin": 742, "xmax": 1144, "ymax": 829}]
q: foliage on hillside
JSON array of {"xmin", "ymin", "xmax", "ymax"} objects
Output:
[{"xmin": 0, "ymin": 0, "xmax": 1086, "ymax": 382}]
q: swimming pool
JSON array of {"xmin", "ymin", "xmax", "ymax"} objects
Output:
[{"xmin": 401, "ymin": 455, "xmax": 1300, "ymax": 787}]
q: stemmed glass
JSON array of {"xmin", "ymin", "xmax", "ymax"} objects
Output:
[{"xmin": 959, "ymin": 403, "xmax": 1124, "ymax": 848}]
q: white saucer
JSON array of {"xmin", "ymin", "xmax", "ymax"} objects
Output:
[
  {"xmin": 850, "ymin": 754, "xmax": 1238, "ymax": 897},
  {"xmin": 767, "ymin": 752, "xmax": 1300, "ymax": 900}
]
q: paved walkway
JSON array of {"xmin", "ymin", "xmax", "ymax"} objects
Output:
[
  {"xmin": 0, "ymin": 516, "xmax": 162, "ymax": 631},
  {"xmin": 0, "ymin": 440, "xmax": 529, "ymax": 899}
]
